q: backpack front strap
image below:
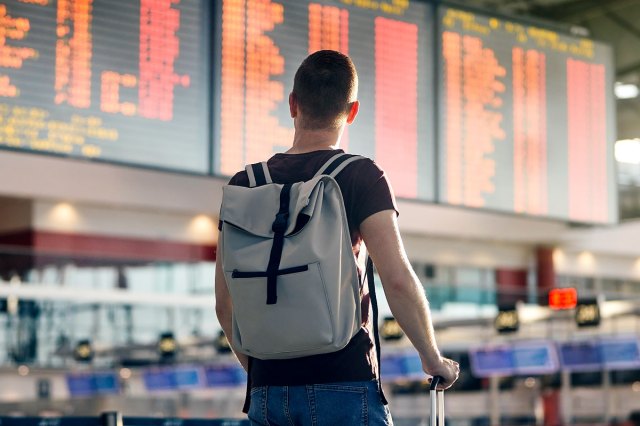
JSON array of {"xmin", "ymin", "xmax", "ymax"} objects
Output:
[
  {"xmin": 313, "ymin": 152, "xmax": 365, "ymax": 179},
  {"xmin": 265, "ymin": 183, "xmax": 292, "ymax": 305},
  {"xmin": 245, "ymin": 162, "xmax": 273, "ymax": 187}
]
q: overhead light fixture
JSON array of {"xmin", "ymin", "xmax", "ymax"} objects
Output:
[
  {"xmin": 494, "ymin": 305, "xmax": 519, "ymax": 334},
  {"xmin": 615, "ymin": 82, "xmax": 639, "ymax": 100},
  {"xmin": 158, "ymin": 332, "xmax": 177, "ymax": 362},
  {"xmin": 575, "ymin": 297, "xmax": 601, "ymax": 328},
  {"xmin": 214, "ymin": 330, "xmax": 232, "ymax": 354},
  {"xmin": 73, "ymin": 339, "xmax": 94, "ymax": 363},
  {"xmin": 615, "ymin": 139, "xmax": 640, "ymax": 164},
  {"xmin": 380, "ymin": 316, "xmax": 404, "ymax": 341}
]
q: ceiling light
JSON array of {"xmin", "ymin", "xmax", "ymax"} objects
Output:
[
  {"xmin": 615, "ymin": 82, "xmax": 639, "ymax": 99},
  {"xmin": 615, "ymin": 139, "xmax": 640, "ymax": 164}
]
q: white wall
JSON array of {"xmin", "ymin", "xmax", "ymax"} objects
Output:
[
  {"xmin": 0, "ymin": 151, "xmax": 225, "ymax": 215},
  {"xmin": 32, "ymin": 200, "xmax": 217, "ymax": 244},
  {"xmin": 3, "ymin": 150, "xmax": 640, "ymax": 271}
]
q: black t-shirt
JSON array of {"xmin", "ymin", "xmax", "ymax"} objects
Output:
[{"xmin": 223, "ymin": 149, "xmax": 398, "ymax": 386}]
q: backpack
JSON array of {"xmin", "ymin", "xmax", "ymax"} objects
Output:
[{"xmin": 218, "ymin": 152, "xmax": 371, "ymax": 360}]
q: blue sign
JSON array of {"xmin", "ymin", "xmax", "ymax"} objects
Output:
[
  {"xmin": 402, "ymin": 353, "xmax": 425, "ymax": 379},
  {"xmin": 143, "ymin": 367, "xmax": 203, "ymax": 392},
  {"xmin": 66, "ymin": 372, "xmax": 119, "ymax": 397},
  {"xmin": 204, "ymin": 365, "xmax": 247, "ymax": 387},
  {"xmin": 512, "ymin": 342, "xmax": 558, "ymax": 375},
  {"xmin": 599, "ymin": 337, "xmax": 640, "ymax": 369},
  {"xmin": 381, "ymin": 355, "xmax": 405, "ymax": 379},
  {"xmin": 381, "ymin": 352, "xmax": 426, "ymax": 380},
  {"xmin": 470, "ymin": 346, "xmax": 515, "ymax": 377},
  {"xmin": 559, "ymin": 341, "xmax": 602, "ymax": 372}
]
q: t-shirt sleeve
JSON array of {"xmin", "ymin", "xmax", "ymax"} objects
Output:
[{"xmin": 339, "ymin": 158, "xmax": 399, "ymax": 233}]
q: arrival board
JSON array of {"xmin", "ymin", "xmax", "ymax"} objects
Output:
[
  {"xmin": 214, "ymin": 0, "xmax": 436, "ymax": 200},
  {"xmin": 438, "ymin": 5, "xmax": 617, "ymax": 223},
  {"xmin": 0, "ymin": 0, "xmax": 209, "ymax": 173}
]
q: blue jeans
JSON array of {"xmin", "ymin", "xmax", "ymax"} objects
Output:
[{"xmin": 248, "ymin": 380, "xmax": 393, "ymax": 425}]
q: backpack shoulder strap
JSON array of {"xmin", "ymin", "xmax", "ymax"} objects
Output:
[
  {"xmin": 313, "ymin": 152, "xmax": 366, "ymax": 179},
  {"xmin": 245, "ymin": 162, "xmax": 273, "ymax": 187},
  {"xmin": 366, "ymin": 256, "xmax": 388, "ymax": 405}
]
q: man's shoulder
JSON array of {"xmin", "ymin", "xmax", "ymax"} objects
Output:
[{"xmin": 339, "ymin": 155, "xmax": 385, "ymax": 183}]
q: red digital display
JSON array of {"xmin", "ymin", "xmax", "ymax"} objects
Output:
[{"xmin": 548, "ymin": 288, "xmax": 578, "ymax": 310}]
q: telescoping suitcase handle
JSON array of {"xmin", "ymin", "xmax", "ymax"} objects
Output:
[{"xmin": 430, "ymin": 376, "xmax": 445, "ymax": 426}]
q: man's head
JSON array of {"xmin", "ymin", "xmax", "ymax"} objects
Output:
[{"xmin": 290, "ymin": 50, "xmax": 359, "ymax": 130}]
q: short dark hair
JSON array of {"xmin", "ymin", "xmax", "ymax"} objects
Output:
[{"xmin": 292, "ymin": 50, "xmax": 358, "ymax": 129}]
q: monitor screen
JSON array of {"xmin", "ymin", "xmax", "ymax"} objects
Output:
[
  {"xmin": 437, "ymin": 5, "xmax": 617, "ymax": 223},
  {"xmin": 0, "ymin": 0, "xmax": 209, "ymax": 172},
  {"xmin": 214, "ymin": 0, "xmax": 436, "ymax": 200}
]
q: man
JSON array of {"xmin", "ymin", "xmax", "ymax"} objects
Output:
[{"xmin": 216, "ymin": 50, "xmax": 459, "ymax": 425}]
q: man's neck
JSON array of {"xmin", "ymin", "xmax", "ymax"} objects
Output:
[{"xmin": 286, "ymin": 127, "xmax": 344, "ymax": 154}]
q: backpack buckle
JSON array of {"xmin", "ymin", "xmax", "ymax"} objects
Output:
[{"xmin": 272, "ymin": 213, "xmax": 289, "ymax": 233}]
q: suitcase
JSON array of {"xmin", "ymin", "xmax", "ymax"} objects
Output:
[{"xmin": 430, "ymin": 376, "xmax": 445, "ymax": 426}]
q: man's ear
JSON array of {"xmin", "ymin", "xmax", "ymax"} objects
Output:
[
  {"xmin": 289, "ymin": 92, "xmax": 298, "ymax": 118},
  {"xmin": 346, "ymin": 100, "xmax": 359, "ymax": 124}
]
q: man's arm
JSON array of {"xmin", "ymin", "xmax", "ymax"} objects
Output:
[
  {"xmin": 215, "ymin": 253, "xmax": 249, "ymax": 372},
  {"xmin": 360, "ymin": 210, "xmax": 459, "ymax": 388}
]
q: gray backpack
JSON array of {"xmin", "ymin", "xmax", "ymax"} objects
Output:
[{"xmin": 218, "ymin": 153, "xmax": 366, "ymax": 360}]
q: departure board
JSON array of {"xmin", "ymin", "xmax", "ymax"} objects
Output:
[
  {"xmin": 438, "ymin": 6, "xmax": 617, "ymax": 223},
  {"xmin": 0, "ymin": 0, "xmax": 209, "ymax": 173},
  {"xmin": 214, "ymin": 0, "xmax": 435, "ymax": 200}
]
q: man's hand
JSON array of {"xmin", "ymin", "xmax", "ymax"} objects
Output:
[{"xmin": 422, "ymin": 356, "xmax": 460, "ymax": 390}]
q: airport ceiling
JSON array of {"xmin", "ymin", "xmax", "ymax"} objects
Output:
[{"xmin": 461, "ymin": 0, "xmax": 640, "ymax": 82}]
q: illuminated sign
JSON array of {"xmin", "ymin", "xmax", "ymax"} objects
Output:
[
  {"xmin": 66, "ymin": 372, "xmax": 119, "ymax": 397},
  {"xmin": 548, "ymin": 288, "xmax": 578, "ymax": 310},
  {"xmin": 143, "ymin": 366, "xmax": 203, "ymax": 391},
  {"xmin": 575, "ymin": 298, "xmax": 601, "ymax": 327},
  {"xmin": 470, "ymin": 341, "xmax": 559, "ymax": 377},
  {"xmin": 381, "ymin": 351, "xmax": 425, "ymax": 380},
  {"xmin": 599, "ymin": 337, "xmax": 640, "ymax": 370},
  {"xmin": 204, "ymin": 364, "xmax": 246, "ymax": 387},
  {"xmin": 558, "ymin": 341, "xmax": 602, "ymax": 372},
  {"xmin": 495, "ymin": 306, "xmax": 519, "ymax": 333},
  {"xmin": 469, "ymin": 346, "xmax": 515, "ymax": 377}
]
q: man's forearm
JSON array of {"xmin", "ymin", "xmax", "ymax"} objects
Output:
[{"xmin": 383, "ymin": 270, "xmax": 441, "ymax": 366}]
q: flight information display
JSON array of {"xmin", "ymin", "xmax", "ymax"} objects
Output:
[
  {"xmin": 214, "ymin": 0, "xmax": 435, "ymax": 200},
  {"xmin": 438, "ymin": 6, "xmax": 617, "ymax": 223},
  {"xmin": 0, "ymin": 0, "xmax": 209, "ymax": 173}
]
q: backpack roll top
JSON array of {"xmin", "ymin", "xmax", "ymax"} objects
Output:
[{"xmin": 219, "ymin": 173, "xmax": 362, "ymax": 360}]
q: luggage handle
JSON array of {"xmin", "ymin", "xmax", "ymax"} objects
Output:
[{"xmin": 430, "ymin": 376, "xmax": 445, "ymax": 426}]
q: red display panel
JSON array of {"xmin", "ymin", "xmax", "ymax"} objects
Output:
[
  {"xmin": 567, "ymin": 59, "xmax": 608, "ymax": 223},
  {"xmin": 215, "ymin": 0, "xmax": 435, "ymax": 201},
  {"xmin": 374, "ymin": 17, "xmax": 418, "ymax": 198}
]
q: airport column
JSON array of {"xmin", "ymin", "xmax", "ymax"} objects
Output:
[
  {"xmin": 536, "ymin": 247, "xmax": 555, "ymax": 302},
  {"xmin": 536, "ymin": 246, "xmax": 563, "ymax": 425},
  {"xmin": 495, "ymin": 268, "xmax": 527, "ymax": 306}
]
